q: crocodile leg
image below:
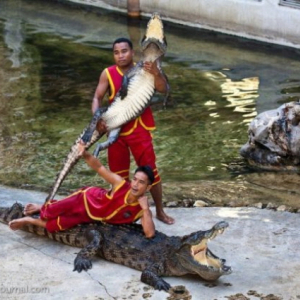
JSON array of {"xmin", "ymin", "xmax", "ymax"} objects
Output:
[
  {"xmin": 81, "ymin": 107, "xmax": 108, "ymax": 143},
  {"xmin": 141, "ymin": 263, "xmax": 171, "ymax": 291},
  {"xmin": 73, "ymin": 229, "xmax": 103, "ymax": 273},
  {"xmin": 93, "ymin": 128, "xmax": 121, "ymax": 157}
]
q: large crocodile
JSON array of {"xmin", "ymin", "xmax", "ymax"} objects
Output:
[
  {"xmin": 45, "ymin": 12, "xmax": 169, "ymax": 202},
  {"xmin": 0, "ymin": 202, "xmax": 232, "ymax": 291}
]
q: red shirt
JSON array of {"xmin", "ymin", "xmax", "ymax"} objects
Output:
[{"xmin": 83, "ymin": 180, "xmax": 143, "ymax": 224}]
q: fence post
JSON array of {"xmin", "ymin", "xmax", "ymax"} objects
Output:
[{"xmin": 127, "ymin": 0, "xmax": 140, "ymax": 18}]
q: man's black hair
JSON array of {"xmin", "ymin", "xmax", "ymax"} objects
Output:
[
  {"xmin": 134, "ymin": 165, "xmax": 155, "ymax": 185},
  {"xmin": 112, "ymin": 37, "xmax": 133, "ymax": 50}
]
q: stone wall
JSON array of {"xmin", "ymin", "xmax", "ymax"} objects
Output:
[{"xmin": 67, "ymin": 0, "xmax": 300, "ymax": 49}]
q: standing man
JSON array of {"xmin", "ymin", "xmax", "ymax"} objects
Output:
[{"xmin": 92, "ymin": 37, "xmax": 174, "ymax": 225}]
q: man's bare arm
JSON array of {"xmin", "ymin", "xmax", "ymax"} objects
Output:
[
  {"xmin": 78, "ymin": 141, "xmax": 123, "ymax": 188},
  {"xmin": 139, "ymin": 196, "xmax": 155, "ymax": 238},
  {"xmin": 92, "ymin": 70, "xmax": 110, "ymax": 114}
]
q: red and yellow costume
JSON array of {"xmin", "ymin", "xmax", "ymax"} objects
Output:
[
  {"xmin": 40, "ymin": 180, "xmax": 143, "ymax": 232},
  {"xmin": 105, "ymin": 65, "xmax": 161, "ymax": 184}
]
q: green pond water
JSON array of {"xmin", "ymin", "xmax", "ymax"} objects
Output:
[{"xmin": 1, "ymin": 0, "xmax": 300, "ymax": 197}]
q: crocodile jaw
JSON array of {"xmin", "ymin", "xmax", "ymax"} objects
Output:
[
  {"xmin": 144, "ymin": 12, "xmax": 164, "ymax": 44},
  {"xmin": 141, "ymin": 12, "xmax": 167, "ymax": 59},
  {"xmin": 177, "ymin": 222, "xmax": 232, "ymax": 281},
  {"xmin": 190, "ymin": 240, "xmax": 232, "ymax": 281}
]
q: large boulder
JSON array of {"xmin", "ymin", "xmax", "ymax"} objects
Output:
[{"xmin": 240, "ymin": 101, "xmax": 300, "ymax": 169}]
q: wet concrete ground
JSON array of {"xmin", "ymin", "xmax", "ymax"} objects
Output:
[{"xmin": 0, "ymin": 185, "xmax": 300, "ymax": 300}]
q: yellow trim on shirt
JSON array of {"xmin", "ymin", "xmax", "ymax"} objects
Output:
[
  {"xmin": 115, "ymin": 169, "xmax": 130, "ymax": 175},
  {"xmin": 115, "ymin": 169, "xmax": 130, "ymax": 180},
  {"xmin": 106, "ymin": 66, "xmax": 124, "ymax": 101},
  {"xmin": 45, "ymin": 188, "xmax": 85, "ymax": 206},
  {"xmin": 120, "ymin": 116, "xmax": 156, "ymax": 136},
  {"xmin": 83, "ymin": 182, "xmax": 139, "ymax": 221},
  {"xmin": 138, "ymin": 115, "xmax": 156, "ymax": 131},
  {"xmin": 106, "ymin": 180, "xmax": 126, "ymax": 199},
  {"xmin": 116, "ymin": 66, "xmax": 123, "ymax": 76},
  {"xmin": 151, "ymin": 178, "xmax": 161, "ymax": 186},
  {"xmin": 120, "ymin": 119, "xmax": 139, "ymax": 136},
  {"xmin": 105, "ymin": 68, "xmax": 115, "ymax": 101},
  {"xmin": 57, "ymin": 216, "xmax": 63, "ymax": 230}
]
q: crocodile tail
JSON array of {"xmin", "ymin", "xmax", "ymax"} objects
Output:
[
  {"xmin": 0, "ymin": 203, "xmax": 81, "ymax": 242},
  {"xmin": 0, "ymin": 203, "xmax": 47, "ymax": 237},
  {"xmin": 45, "ymin": 108, "xmax": 108, "ymax": 202},
  {"xmin": 45, "ymin": 129, "xmax": 104, "ymax": 202}
]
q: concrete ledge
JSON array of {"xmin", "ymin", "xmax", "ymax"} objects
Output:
[{"xmin": 0, "ymin": 186, "xmax": 299, "ymax": 299}]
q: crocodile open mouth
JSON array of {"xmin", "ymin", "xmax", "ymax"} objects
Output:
[
  {"xmin": 179, "ymin": 221, "xmax": 232, "ymax": 281},
  {"xmin": 192, "ymin": 243, "xmax": 221, "ymax": 269},
  {"xmin": 143, "ymin": 13, "xmax": 164, "ymax": 43},
  {"xmin": 191, "ymin": 226, "xmax": 227, "ymax": 269},
  {"xmin": 141, "ymin": 12, "xmax": 166, "ymax": 55}
]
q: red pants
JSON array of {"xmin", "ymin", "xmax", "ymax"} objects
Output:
[
  {"xmin": 108, "ymin": 123, "xmax": 161, "ymax": 185},
  {"xmin": 40, "ymin": 187, "xmax": 93, "ymax": 232}
]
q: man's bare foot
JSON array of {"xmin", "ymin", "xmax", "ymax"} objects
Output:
[
  {"xmin": 156, "ymin": 212, "xmax": 175, "ymax": 225},
  {"xmin": 9, "ymin": 217, "xmax": 32, "ymax": 230},
  {"xmin": 23, "ymin": 203, "xmax": 41, "ymax": 216}
]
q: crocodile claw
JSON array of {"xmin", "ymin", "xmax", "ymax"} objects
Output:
[
  {"xmin": 155, "ymin": 279, "xmax": 171, "ymax": 291},
  {"xmin": 73, "ymin": 256, "xmax": 93, "ymax": 273}
]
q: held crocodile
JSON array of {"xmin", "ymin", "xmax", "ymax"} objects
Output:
[
  {"xmin": 45, "ymin": 12, "xmax": 168, "ymax": 202},
  {"xmin": 0, "ymin": 203, "xmax": 232, "ymax": 291}
]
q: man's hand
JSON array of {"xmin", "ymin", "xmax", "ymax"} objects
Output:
[
  {"xmin": 78, "ymin": 140, "xmax": 87, "ymax": 157},
  {"xmin": 138, "ymin": 195, "xmax": 150, "ymax": 210},
  {"xmin": 143, "ymin": 60, "xmax": 167, "ymax": 94},
  {"xmin": 143, "ymin": 61, "xmax": 160, "ymax": 76},
  {"xmin": 96, "ymin": 119, "xmax": 107, "ymax": 132},
  {"xmin": 139, "ymin": 195, "xmax": 155, "ymax": 238}
]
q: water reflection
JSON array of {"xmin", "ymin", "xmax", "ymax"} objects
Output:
[
  {"xmin": 221, "ymin": 76, "xmax": 259, "ymax": 123},
  {"xmin": 206, "ymin": 71, "xmax": 259, "ymax": 122},
  {"xmin": 4, "ymin": 19, "xmax": 23, "ymax": 68},
  {"xmin": 1, "ymin": 0, "xmax": 300, "ymax": 201}
]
